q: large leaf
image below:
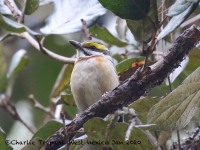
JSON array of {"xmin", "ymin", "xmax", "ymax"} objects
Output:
[
  {"xmin": 126, "ymin": 0, "xmax": 158, "ymax": 42},
  {"xmin": 0, "ymin": 14, "xmax": 41, "ymax": 35},
  {"xmin": 84, "ymin": 117, "xmax": 154, "ymax": 150},
  {"xmin": 40, "ymin": 0, "xmax": 106, "ymax": 34},
  {"xmin": 129, "ymin": 97, "xmax": 160, "ymax": 123},
  {"xmin": 157, "ymin": 0, "xmax": 199, "ymax": 40},
  {"xmin": 148, "ymin": 67, "xmax": 200, "ymax": 130},
  {"xmin": 89, "ymin": 25, "xmax": 127, "ymax": 47},
  {"xmin": 32, "ymin": 120, "xmax": 63, "ymax": 140},
  {"xmin": 25, "ymin": 0, "xmax": 39, "ymax": 15},
  {"xmin": 22, "ymin": 137, "xmax": 44, "ymax": 150},
  {"xmin": 0, "ymin": 48, "xmax": 7, "ymax": 92},
  {"xmin": 98, "ymin": 0, "xmax": 150, "ymax": 20},
  {"xmin": 167, "ymin": 0, "xmax": 191, "ymax": 17},
  {"xmin": 185, "ymin": 48, "xmax": 200, "ymax": 74},
  {"xmin": 0, "ymin": 15, "xmax": 26, "ymax": 33},
  {"xmin": 22, "ymin": 121, "xmax": 63, "ymax": 150},
  {"xmin": 126, "ymin": 18, "xmax": 153, "ymax": 42},
  {"xmin": 7, "ymin": 49, "xmax": 28, "ymax": 80},
  {"xmin": 0, "ymin": 128, "xmax": 13, "ymax": 150},
  {"xmin": 51, "ymin": 64, "xmax": 74, "ymax": 98},
  {"xmin": 14, "ymin": 0, "xmax": 39, "ymax": 15}
]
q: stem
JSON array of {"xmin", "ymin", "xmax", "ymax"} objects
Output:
[
  {"xmin": 18, "ymin": 0, "xmax": 27, "ymax": 23},
  {"xmin": 177, "ymin": 130, "xmax": 181, "ymax": 150},
  {"xmin": 28, "ymin": 94, "xmax": 54, "ymax": 118},
  {"xmin": 19, "ymin": 32, "xmax": 76, "ymax": 64},
  {"xmin": 0, "ymin": 96, "xmax": 35, "ymax": 133},
  {"xmin": 167, "ymin": 76, "xmax": 172, "ymax": 92}
]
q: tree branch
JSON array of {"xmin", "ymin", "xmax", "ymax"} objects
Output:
[
  {"xmin": 4, "ymin": 0, "xmax": 20, "ymax": 21},
  {"xmin": 4, "ymin": 0, "xmax": 76, "ymax": 64},
  {"xmin": 45, "ymin": 25, "xmax": 200, "ymax": 150},
  {"xmin": 19, "ymin": 32, "xmax": 76, "ymax": 64},
  {"xmin": 0, "ymin": 95, "xmax": 35, "ymax": 133}
]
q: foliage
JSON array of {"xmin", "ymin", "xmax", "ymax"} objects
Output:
[{"xmin": 0, "ymin": 0, "xmax": 200, "ymax": 150}]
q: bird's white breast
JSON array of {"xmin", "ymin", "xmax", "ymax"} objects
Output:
[{"xmin": 70, "ymin": 56, "xmax": 119, "ymax": 112}]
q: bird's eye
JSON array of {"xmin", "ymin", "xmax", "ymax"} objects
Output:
[{"xmin": 90, "ymin": 46, "xmax": 96, "ymax": 49}]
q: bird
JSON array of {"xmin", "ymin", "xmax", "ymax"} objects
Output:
[{"xmin": 69, "ymin": 40, "xmax": 119, "ymax": 113}]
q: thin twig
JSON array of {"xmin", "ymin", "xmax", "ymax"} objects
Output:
[
  {"xmin": 192, "ymin": 126, "xmax": 200, "ymax": 139},
  {"xmin": 35, "ymin": 37, "xmax": 48, "ymax": 55},
  {"xmin": 177, "ymin": 130, "xmax": 181, "ymax": 150},
  {"xmin": 81, "ymin": 19, "xmax": 92, "ymax": 40},
  {"xmin": 181, "ymin": 14, "xmax": 200, "ymax": 28},
  {"xmin": 125, "ymin": 109, "xmax": 137, "ymax": 141},
  {"xmin": 167, "ymin": 76, "xmax": 172, "ymax": 92},
  {"xmin": 4, "ymin": 0, "xmax": 20, "ymax": 21},
  {"xmin": 19, "ymin": 32, "xmax": 76, "ymax": 64},
  {"xmin": 28, "ymin": 94, "xmax": 54, "ymax": 118},
  {"xmin": 0, "ymin": 95, "xmax": 34, "ymax": 133},
  {"xmin": 18, "ymin": 0, "xmax": 27, "ymax": 23},
  {"xmin": 60, "ymin": 111, "xmax": 69, "ymax": 150},
  {"xmin": 119, "ymin": 49, "xmax": 164, "ymax": 57}
]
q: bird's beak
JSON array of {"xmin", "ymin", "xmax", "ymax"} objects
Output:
[{"xmin": 69, "ymin": 40, "xmax": 83, "ymax": 51}]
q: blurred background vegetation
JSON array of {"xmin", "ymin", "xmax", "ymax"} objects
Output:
[{"xmin": 1, "ymin": 0, "xmax": 200, "ymax": 150}]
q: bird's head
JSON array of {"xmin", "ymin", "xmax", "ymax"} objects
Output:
[{"xmin": 69, "ymin": 40, "xmax": 110, "ymax": 59}]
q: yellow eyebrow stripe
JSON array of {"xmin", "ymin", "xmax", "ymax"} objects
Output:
[{"xmin": 82, "ymin": 42, "xmax": 108, "ymax": 51}]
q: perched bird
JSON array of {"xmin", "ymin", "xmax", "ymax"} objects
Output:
[{"xmin": 69, "ymin": 40, "xmax": 119, "ymax": 113}]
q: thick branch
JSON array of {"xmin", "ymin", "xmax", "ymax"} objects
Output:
[{"xmin": 45, "ymin": 25, "xmax": 200, "ymax": 150}]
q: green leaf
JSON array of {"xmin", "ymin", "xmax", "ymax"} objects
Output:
[
  {"xmin": 32, "ymin": 120, "xmax": 63, "ymax": 140},
  {"xmin": 0, "ymin": 14, "xmax": 41, "ymax": 35},
  {"xmin": 185, "ymin": 48, "xmax": 200, "ymax": 74},
  {"xmin": 148, "ymin": 67, "xmax": 200, "ymax": 130},
  {"xmin": 51, "ymin": 64, "xmax": 74, "ymax": 98},
  {"xmin": 98, "ymin": 0, "xmax": 150, "ymax": 20},
  {"xmin": 116, "ymin": 57, "xmax": 144, "ymax": 73},
  {"xmin": 0, "ymin": 128, "xmax": 13, "ymax": 150},
  {"xmin": 112, "ymin": 53, "xmax": 125, "ymax": 63},
  {"xmin": 167, "ymin": 0, "xmax": 191, "ymax": 17},
  {"xmin": 84, "ymin": 118, "xmax": 154, "ymax": 150},
  {"xmin": 0, "ymin": 15, "xmax": 26, "ymax": 33},
  {"xmin": 0, "ymin": 48, "xmax": 7, "ymax": 92},
  {"xmin": 0, "ymin": 34, "xmax": 11, "ymax": 42},
  {"xmin": 25, "ymin": 0, "xmax": 39, "ymax": 15},
  {"xmin": 110, "ymin": 123, "xmax": 153, "ymax": 150},
  {"xmin": 22, "ymin": 137, "xmax": 44, "ymax": 150},
  {"xmin": 89, "ymin": 25, "xmax": 127, "ymax": 47},
  {"xmin": 14, "ymin": 0, "xmax": 39, "ymax": 15},
  {"xmin": 7, "ymin": 49, "xmax": 28, "ymax": 80},
  {"xmin": 182, "ymin": 66, "xmax": 200, "ymax": 84},
  {"xmin": 129, "ymin": 97, "xmax": 160, "ymax": 123},
  {"xmin": 126, "ymin": 18, "xmax": 153, "ymax": 42},
  {"xmin": 126, "ymin": 0, "xmax": 158, "ymax": 42},
  {"xmin": 157, "ymin": 0, "xmax": 199, "ymax": 40},
  {"xmin": 56, "ymin": 92, "xmax": 75, "ymax": 106}
]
